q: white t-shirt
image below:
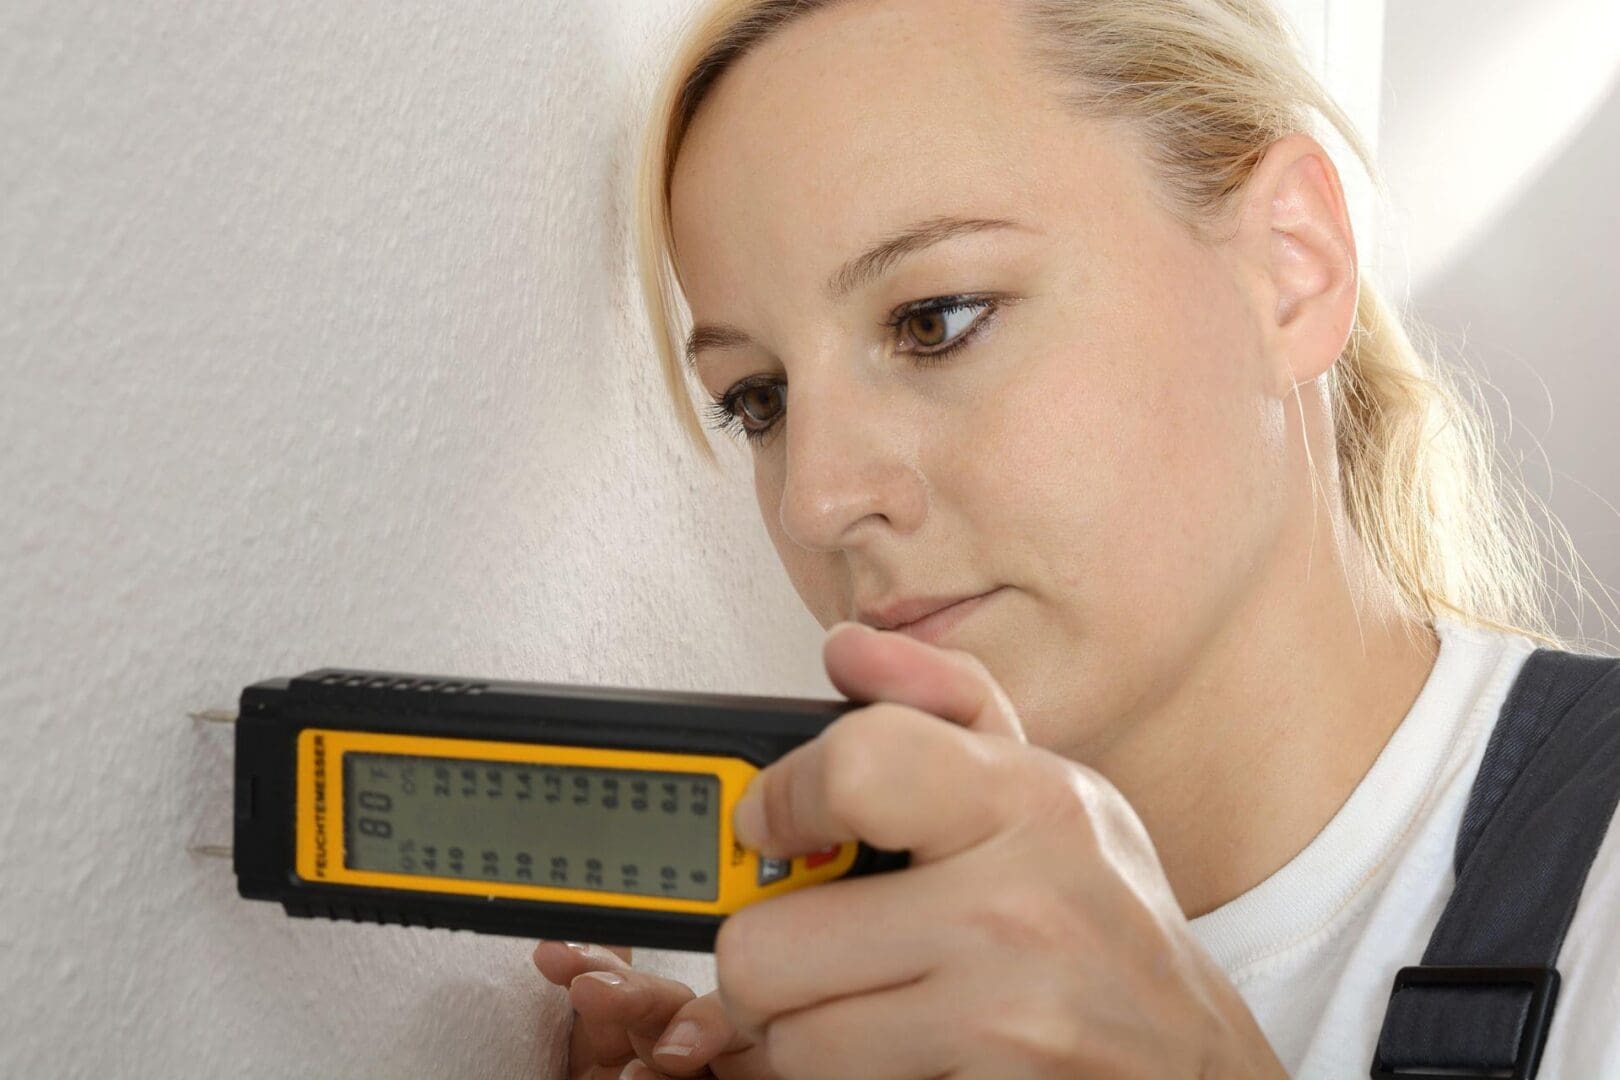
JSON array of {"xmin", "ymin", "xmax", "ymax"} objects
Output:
[{"xmin": 1188, "ymin": 616, "xmax": 1620, "ymax": 1078}]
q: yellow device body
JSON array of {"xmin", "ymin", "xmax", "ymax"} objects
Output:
[{"xmin": 294, "ymin": 727, "xmax": 859, "ymax": 915}]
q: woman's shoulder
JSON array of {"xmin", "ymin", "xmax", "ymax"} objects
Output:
[
  {"xmin": 1416, "ymin": 618, "xmax": 1620, "ymax": 1073},
  {"xmin": 1434, "ymin": 613, "xmax": 1620, "ymax": 674},
  {"xmin": 1433, "ymin": 615, "xmax": 1620, "ymax": 729}
]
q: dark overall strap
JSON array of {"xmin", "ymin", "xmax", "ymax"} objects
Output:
[{"xmin": 1370, "ymin": 646, "xmax": 1620, "ymax": 1079}]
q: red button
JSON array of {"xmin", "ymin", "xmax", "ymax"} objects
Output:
[{"xmin": 804, "ymin": 844, "xmax": 839, "ymax": 869}]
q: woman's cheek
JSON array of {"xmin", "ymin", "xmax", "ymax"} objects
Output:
[{"xmin": 1052, "ymin": 339, "xmax": 1265, "ymax": 611}]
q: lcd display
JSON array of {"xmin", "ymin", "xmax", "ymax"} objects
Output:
[{"xmin": 341, "ymin": 752, "xmax": 720, "ymax": 901}]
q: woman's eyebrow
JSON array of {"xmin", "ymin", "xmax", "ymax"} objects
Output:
[
  {"xmin": 684, "ymin": 214, "xmax": 1034, "ymax": 372},
  {"xmin": 824, "ymin": 214, "xmax": 1033, "ymax": 301}
]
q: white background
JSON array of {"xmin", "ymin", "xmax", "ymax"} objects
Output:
[
  {"xmin": 1377, "ymin": 0, "xmax": 1620, "ymax": 647},
  {"xmin": 3, "ymin": 1, "xmax": 1612, "ymax": 1077}
]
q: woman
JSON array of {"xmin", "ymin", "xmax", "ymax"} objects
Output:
[{"xmin": 533, "ymin": 0, "xmax": 1620, "ymax": 1076}]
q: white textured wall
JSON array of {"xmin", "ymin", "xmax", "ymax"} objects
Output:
[
  {"xmin": 1, "ymin": 1, "xmax": 1375, "ymax": 1075},
  {"xmin": 1377, "ymin": 0, "xmax": 1620, "ymax": 648}
]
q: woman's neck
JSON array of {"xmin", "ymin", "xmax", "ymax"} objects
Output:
[{"xmin": 1077, "ymin": 523, "xmax": 1441, "ymax": 921}]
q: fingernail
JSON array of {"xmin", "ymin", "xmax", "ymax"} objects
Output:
[
  {"xmin": 654, "ymin": 1019, "xmax": 701, "ymax": 1058},
  {"xmin": 563, "ymin": 941, "xmax": 593, "ymax": 956},
  {"xmin": 827, "ymin": 620, "xmax": 869, "ymax": 636},
  {"xmin": 619, "ymin": 1061, "xmax": 654, "ymax": 1080},
  {"xmin": 734, "ymin": 788, "xmax": 767, "ymax": 848},
  {"xmin": 571, "ymin": 970, "xmax": 624, "ymax": 989}
]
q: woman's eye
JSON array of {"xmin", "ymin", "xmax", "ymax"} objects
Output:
[
  {"xmin": 893, "ymin": 297, "xmax": 997, "ymax": 357},
  {"xmin": 732, "ymin": 383, "xmax": 783, "ymax": 428},
  {"xmin": 701, "ymin": 295, "xmax": 1001, "ymax": 448},
  {"xmin": 702, "ymin": 379, "xmax": 784, "ymax": 447}
]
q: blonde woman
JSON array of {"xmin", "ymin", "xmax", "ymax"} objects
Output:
[{"xmin": 532, "ymin": 0, "xmax": 1620, "ymax": 1076}]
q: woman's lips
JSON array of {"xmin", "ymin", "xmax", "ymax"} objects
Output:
[{"xmin": 889, "ymin": 587, "xmax": 1003, "ymax": 644}]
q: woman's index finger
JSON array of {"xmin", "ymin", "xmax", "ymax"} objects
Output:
[
  {"xmin": 821, "ymin": 620, "xmax": 1026, "ymax": 742},
  {"xmin": 732, "ymin": 701, "xmax": 1018, "ymax": 864}
]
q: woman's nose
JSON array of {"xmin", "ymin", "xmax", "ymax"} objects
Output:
[{"xmin": 773, "ymin": 372, "xmax": 929, "ymax": 551}]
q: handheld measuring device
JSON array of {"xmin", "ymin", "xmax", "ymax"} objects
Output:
[{"xmin": 228, "ymin": 668, "xmax": 911, "ymax": 952}]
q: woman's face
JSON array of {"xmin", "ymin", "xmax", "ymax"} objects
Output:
[{"xmin": 669, "ymin": 0, "xmax": 1296, "ymax": 757}]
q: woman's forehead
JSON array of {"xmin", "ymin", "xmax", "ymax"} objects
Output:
[
  {"xmin": 672, "ymin": 0, "xmax": 1054, "ymax": 207},
  {"xmin": 668, "ymin": 3, "xmax": 1132, "ymax": 310}
]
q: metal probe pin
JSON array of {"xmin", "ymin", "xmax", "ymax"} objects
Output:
[{"xmin": 185, "ymin": 709, "xmax": 236, "ymax": 861}]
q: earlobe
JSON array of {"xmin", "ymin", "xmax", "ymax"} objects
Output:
[{"xmin": 1241, "ymin": 135, "xmax": 1359, "ymax": 389}]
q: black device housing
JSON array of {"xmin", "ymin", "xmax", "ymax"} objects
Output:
[{"xmin": 233, "ymin": 668, "xmax": 912, "ymax": 952}]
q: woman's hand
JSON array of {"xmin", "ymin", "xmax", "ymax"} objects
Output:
[
  {"xmin": 706, "ymin": 620, "xmax": 1286, "ymax": 1079},
  {"xmin": 533, "ymin": 940, "xmax": 777, "ymax": 1079}
]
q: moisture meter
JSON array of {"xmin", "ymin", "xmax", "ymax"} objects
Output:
[{"xmin": 229, "ymin": 668, "xmax": 911, "ymax": 952}]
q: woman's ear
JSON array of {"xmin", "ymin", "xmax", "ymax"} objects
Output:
[{"xmin": 1228, "ymin": 133, "xmax": 1358, "ymax": 392}]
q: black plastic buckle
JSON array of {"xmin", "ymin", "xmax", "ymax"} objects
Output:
[{"xmin": 1370, "ymin": 965, "xmax": 1561, "ymax": 1080}]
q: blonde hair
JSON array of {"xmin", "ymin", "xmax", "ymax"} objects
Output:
[{"xmin": 633, "ymin": 0, "xmax": 1611, "ymax": 649}]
